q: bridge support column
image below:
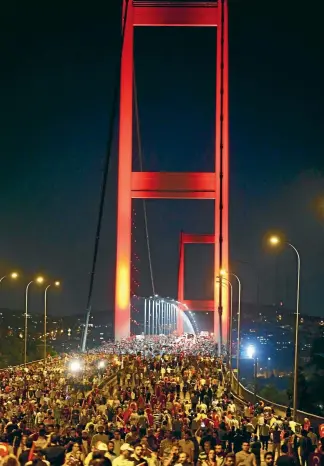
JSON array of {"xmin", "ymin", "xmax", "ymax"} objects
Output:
[
  {"xmin": 215, "ymin": 0, "xmax": 229, "ymax": 348},
  {"xmin": 177, "ymin": 232, "xmax": 184, "ymax": 335},
  {"xmin": 115, "ymin": 1, "xmax": 134, "ymax": 340}
]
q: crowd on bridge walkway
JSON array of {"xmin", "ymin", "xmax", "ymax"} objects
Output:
[{"xmin": 0, "ymin": 335, "xmax": 323, "ymax": 466}]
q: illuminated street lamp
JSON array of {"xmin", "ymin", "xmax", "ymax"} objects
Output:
[
  {"xmin": 269, "ymin": 236, "xmax": 280, "ymax": 246},
  {"xmin": 69, "ymin": 359, "xmax": 82, "ymax": 373},
  {"xmin": 98, "ymin": 360, "xmax": 106, "ymax": 370},
  {"xmin": 0, "ymin": 272, "xmax": 19, "ymax": 284},
  {"xmin": 268, "ymin": 234, "xmax": 300, "ymax": 421},
  {"xmin": 247, "ymin": 345, "xmax": 255, "ymax": 359},
  {"xmin": 24, "ymin": 276, "xmax": 44, "ymax": 366},
  {"xmin": 220, "ymin": 269, "xmax": 242, "ymax": 387},
  {"xmin": 247, "ymin": 345, "xmax": 258, "ymax": 403},
  {"xmin": 44, "ymin": 281, "xmax": 60, "ymax": 366}
]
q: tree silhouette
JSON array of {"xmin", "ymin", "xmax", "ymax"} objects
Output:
[
  {"xmin": 0, "ymin": 333, "xmax": 55, "ymax": 368},
  {"xmin": 296, "ymin": 337, "xmax": 324, "ymax": 416}
]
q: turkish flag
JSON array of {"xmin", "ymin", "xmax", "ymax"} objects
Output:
[
  {"xmin": 319, "ymin": 423, "xmax": 324, "ymax": 439},
  {"xmin": 0, "ymin": 443, "xmax": 9, "ymax": 458}
]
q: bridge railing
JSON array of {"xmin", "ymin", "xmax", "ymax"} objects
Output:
[
  {"xmin": 230, "ymin": 373, "xmax": 324, "ymax": 426},
  {"xmin": 0, "ymin": 359, "xmax": 45, "ymax": 370}
]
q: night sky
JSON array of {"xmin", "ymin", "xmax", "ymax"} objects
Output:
[{"xmin": 1, "ymin": 0, "xmax": 324, "ymax": 320}]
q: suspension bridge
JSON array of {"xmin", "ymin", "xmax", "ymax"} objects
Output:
[{"xmin": 81, "ymin": 0, "xmax": 229, "ymax": 351}]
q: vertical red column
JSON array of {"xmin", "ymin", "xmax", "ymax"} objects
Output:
[
  {"xmin": 215, "ymin": 0, "xmax": 229, "ymax": 345},
  {"xmin": 223, "ymin": 1, "xmax": 229, "ymax": 344},
  {"xmin": 115, "ymin": 2, "xmax": 134, "ymax": 340},
  {"xmin": 177, "ymin": 232, "xmax": 184, "ymax": 334}
]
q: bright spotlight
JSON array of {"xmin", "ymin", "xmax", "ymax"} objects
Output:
[
  {"xmin": 10, "ymin": 272, "xmax": 19, "ymax": 279},
  {"xmin": 247, "ymin": 345, "xmax": 255, "ymax": 359},
  {"xmin": 54, "ymin": 281, "xmax": 60, "ymax": 287},
  {"xmin": 36, "ymin": 276, "xmax": 44, "ymax": 284},
  {"xmin": 98, "ymin": 360, "xmax": 105, "ymax": 369},
  {"xmin": 69, "ymin": 360, "xmax": 82, "ymax": 372}
]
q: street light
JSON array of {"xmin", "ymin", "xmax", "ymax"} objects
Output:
[
  {"xmin": 24, "ymin": 276, "xmax": 44, "ymax": 366},
  {"xmin": 269, "ymin": 236, "xmax": 280, "ymax": 245},
  {"xmin": 216, "ymin": 276, "xmax": 234, "ymax": 388},
  {"xmin": 69, "ymin": 359, "xmax": 82, "ymax": 373},
  {"xmin": 247, "ymin": 345, "xmax": 258, "ymax": 403},
  {"xmin": 44, "ymin": 281, "xmax": 60, "ymax": 366},
  {"xmin": 247, "ymin": 345, "xmax": 255, "ymax": 359},
  {"xmin": 0, "ymin": 272, "xmax": 19, "ymax": 284},
  {"xmin": 98, "ymin": 360, "xmax": 106, "ymax": 370},
  {"xmin": 268, "ymin": 235, "xmax": 300, "ymax": 421},
  {"xmin": 220, "ymin": 269, "xmax": 242, "ymax": 388}
]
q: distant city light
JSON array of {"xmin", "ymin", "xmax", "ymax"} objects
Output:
[{"xmin": 98, "ymin": 360, "xmax": 106, "ymax": 369}]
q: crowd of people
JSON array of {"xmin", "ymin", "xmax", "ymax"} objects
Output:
[
  {"xmin": 88, "ymin": 335, "xmax": 219, "ymax": 357},
  {"xmin": 0, "ymin": 335, "xmax": 322, "ymax": 466}
]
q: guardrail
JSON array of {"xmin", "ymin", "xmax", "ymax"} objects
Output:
[
  {"xmin": 230, "ymin": 373, "xmax": 324, "ymax": 426},
  {"xmin": 98, "ymin": 373, "xmax": 117, "ymax": 391},
  {"xmin": 0, "ymin": 359, "xmax": 45, "ymax": 370}
]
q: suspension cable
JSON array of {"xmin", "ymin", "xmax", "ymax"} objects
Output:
[
  {"xmin": 217, "ymin": 0, "xmax": 225, "ymax": 354},
  {"xmin": 81, "ymin": 0, "xmax": 130, "ymax": 351},
  {"xmin": 133, "ymin": 71, "xmax": 156, "ymax": 296}
]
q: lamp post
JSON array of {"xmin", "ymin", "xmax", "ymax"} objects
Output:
[
  {"xmin": 247, "ymin": 345, "xmax": 258, "ymax": 404},
  {"xmin": 144, "ymin": 298, "xmax": 147, "ymax": 335},
  {"xmin": 235, "ymin": 260, "xmax": 260, "ymax": 317},
  {"xmin": 44, "ymin": 281, "xmax": 60, "ymax": 366},
  {"xmin": 0, "ymin": 272, "xmax": 19, "ymax": 284},
  {"xmin": 269, "ymin": 235, "xmax": 301, "ymax": 421},
  {"xmin": 24, "ymin": 276, "xmax": 44, "ymax": 366},
  {"xmin": 216, "ymin": 276, "xmax": 233, "ymax": 386},
  {"xmin": 220, "ymin": 269, "xmax": 242, "ymax": 389}
]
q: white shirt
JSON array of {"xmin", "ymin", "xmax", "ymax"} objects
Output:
[{"xmin": 112, "ymin": 456, "xmax": 134, "ymax": 466}]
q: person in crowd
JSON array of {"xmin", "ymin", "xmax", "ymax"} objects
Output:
[
  {"xmin": 112, "ymin": 444, "xmax": 134, "ymax": 466},
  {"xmin": 235, "ymin": 442, "xmax": 257, "ymax": 466},
  {"xmin": 276, "ymin": 444, "xmax": 295, "ymax": 466},
  {"xmin": 264, "ymin": 452, "xmax": 274, "ymax": 466}
]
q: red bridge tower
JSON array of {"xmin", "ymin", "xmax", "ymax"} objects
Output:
[{"xmin": 115, "ymin": 0, "xmax": 229, "ymax": 343}]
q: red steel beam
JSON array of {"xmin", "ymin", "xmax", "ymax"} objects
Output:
[
  {"xmin": 132, "ymin": 191, "xmax": 215, "ymax": 200},
  {"xmin": 131, "ymin": 172, "xmax": 216, "ymax": 199},
  {"xmin": 214, "ymin": 0, "xmax": 229, "ymax": 343},
  {"xmin": 182, "ymin": 299, "xmax": 214, "ymax": 312},
  {"xmin": 177, "ymin": 232, "xmax": 185, "ymax": 334},
  {"xmin": 133, "ymin": 3, "xmax": 219, "ymax": 27},
  {"xmin": 182, "ymin": 233, "xmax": 214, "ymax": 244}
]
